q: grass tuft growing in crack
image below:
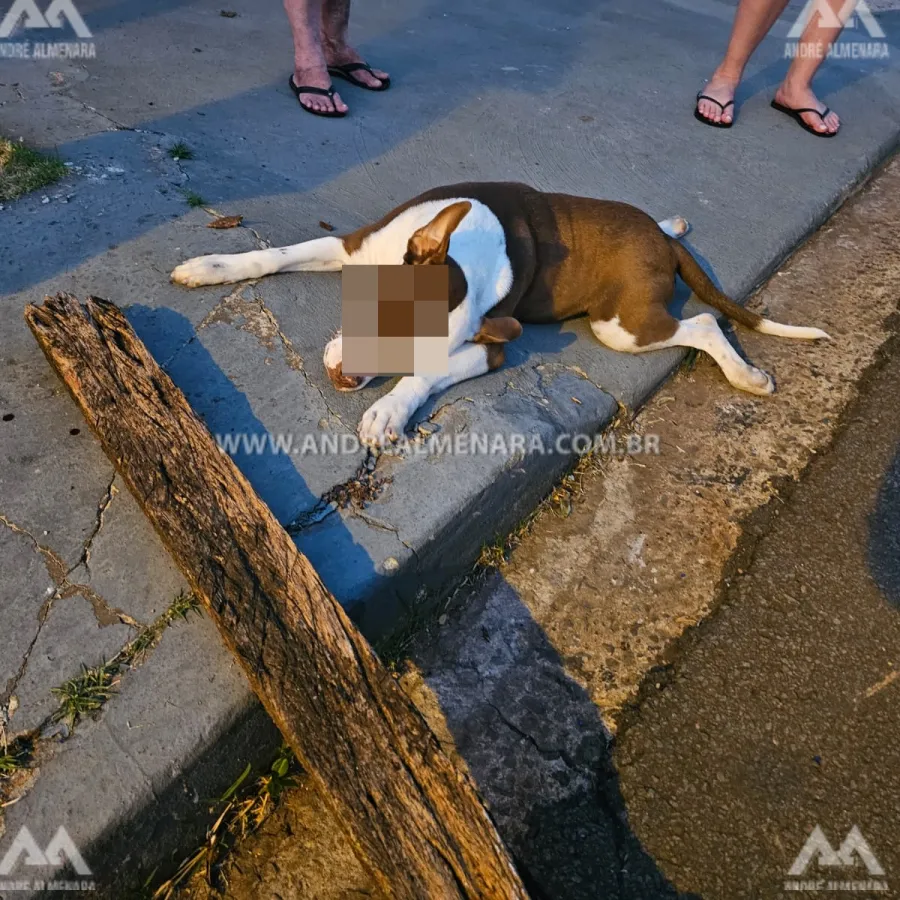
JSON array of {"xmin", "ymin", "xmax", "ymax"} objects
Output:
[
  {"xmin": 1, "ymin": 594, "xmax": 201, "ymax": 805},
  {"xmin": 0, "ymin": 137, "xmax": 67, "ymax": 201},
  {"xmin": 0, "ymin": 736, "xmax": 35, "ymax": 805},
  {"xmin": 52, "ymin": 662, "xmax": 118, "ymax": 726},
  {"xmin": 476, "ymin": 539, "xmax": 508, "ymax": 570},
  {"xmin": 182, "ymin": 190, "xmax": 207, "ymax": 209},
  {"xmin": 118, "ymin": 590, "xmax": 202, "ymax": 667},
  {"xmin": 151, "ymin": 743, "xmax": 299, "ymax": 899},
  {"xmin": 51, "ymin": 592, "xmax": 202, "ymax": 727},
  {"xmin": 0, "ymin": 742, "xmax": 30, "ymax": 777},
  {"xmin": 375, "ymin": 592, "xmax": 435, "ymax": 670},
  {"xmin": 168, "ymin": 141, "xmax": 194, "ymax": 161}
]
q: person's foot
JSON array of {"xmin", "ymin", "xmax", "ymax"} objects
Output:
[
  {"xmin": 696, "ymin": 72, "xmax": 739, "ymax": 125},
  {"xmin": 773, "ymin": 82, "xmax": 840, "ymax": 135},
  {"xmin": 291, "ymin": 63, "xmax": 348, "ymax": 115},
  {"xmin": 324, "ymin": 41, "xmax": 389, "ymax": 89}
]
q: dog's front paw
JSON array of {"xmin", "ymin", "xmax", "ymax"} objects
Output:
[
  {"xmin": 170, "ymin": 255, "xmax": 238, "ymax": 287},
  {"xmin": 358, "ymin": 395, "xmax": 412, "ymax": 447}
]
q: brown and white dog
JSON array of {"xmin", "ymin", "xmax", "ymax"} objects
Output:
[{"xmin": 171, "ymin": 182, "xmax": 828, "ymax": 447}]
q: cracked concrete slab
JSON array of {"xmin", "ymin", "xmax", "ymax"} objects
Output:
[
  {"xmin": 0, "ymin": 327, "xmax": 119, "ymax": 567},
  {"xmin": 6, "ymin": 592, "xmax": 135, "ymax": 737},
  {"xmin": 63, "ymin": 476, "xmax": 190, "ymax": 626},
  {"xmin": 325, "ymin": 369, "xmax": 619, "ymax": 634},
  {"xmin": 162, "ymin": 311, "xmax": 362, "ymax": 523},
  {"xmin": 98, "ymin": 613, "xmax": 258, "ymax": 804},
  {"xmin": 0, "ymin": 525, "xmax": 56, "ymax": 706},
  {"xmin": 0, "ymin": 611, "xmax": 278, "ymax": 900}
]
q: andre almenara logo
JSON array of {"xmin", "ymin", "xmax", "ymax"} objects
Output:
[{"xmin": 0, "ymin": 0, "xmax": 96, "ymax": 60}]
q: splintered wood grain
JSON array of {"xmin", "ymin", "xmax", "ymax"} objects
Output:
[{"xmin": 24, "ymin": 293, "xmax": 528, "ymax": 900}]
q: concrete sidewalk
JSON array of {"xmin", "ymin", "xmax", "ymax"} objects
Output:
[{"xmin": 0, "ymin": 0, "xmax": 898, "ymax": 894}]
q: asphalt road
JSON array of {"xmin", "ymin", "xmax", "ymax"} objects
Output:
[{"xmin": 615, "ymin": 330, "xmax": 900, "ymax": 899}]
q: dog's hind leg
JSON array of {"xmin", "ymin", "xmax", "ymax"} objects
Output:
[
  {"xmin": 592, "ymin": 311, "xmax": 775, "ymax": 396},
  {"xmin": 171, "ymin": 236, "xmax": 348, "ymax": 287}
]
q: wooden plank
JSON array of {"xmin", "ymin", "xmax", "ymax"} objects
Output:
[{"xmin": 25, "ymin": 293, "xmax": 529, "ymax": 900}]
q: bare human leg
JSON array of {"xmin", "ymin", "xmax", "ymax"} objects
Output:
[
  {"xmin": 321, "ymin": 0, "xmax": 389, "ymax": 89},
  {"xmin": 774, "ymin": 0, "xmax": 847, "ymax": 134},
  {"xmin": 697, "ymin": 0, "xmax": 790, "ymax": 125},
  {"xmin": 284, "ymin": 0, "xmax": 349, "ymax": 115}
]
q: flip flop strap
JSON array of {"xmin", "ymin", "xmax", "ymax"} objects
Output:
[
  {"xmin": 293, "ymin": 83, "xmax": 336, "ymax": 98},
  {"xmin": 332, "ymin": 62, "xmax": 375, "ymax": 75},
  {"xmin": 790, "ymin": 106, "xmax": 829, "ymax": 119},
  {"xmin": 696, "ymin": 93, "xmax": 734, "ymax": 111}
]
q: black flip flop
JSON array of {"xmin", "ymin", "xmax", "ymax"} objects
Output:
[
  {"xmin": 770, "ymin": 99, "xmax": 837, "ymax": 138},
  {"xmin": 694, "ymin": 92, "xmax": 735, "ymax": 129},
  {"xmin": 327, "ymin": 62, "xmax": 390, "ymax": 92},
  {"xmin": 289, "ymin": 77, "xmax": 346, "ymax": 117}
]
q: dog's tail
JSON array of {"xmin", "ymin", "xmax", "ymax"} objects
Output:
[{"xmin": 670, "ymin": 239, "xmax": 830, "ymax": 341}]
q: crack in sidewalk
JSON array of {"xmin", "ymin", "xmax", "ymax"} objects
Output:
[
  {"xmin": 196, "ymin": 283, "xmax": 349, "ymax": 427},
  {"xmin": 285, "ymin": 451, "xmax": 391, "ymax": 535},
  {"xmin": 0, "ymin": 477, "xmax": 144, "ymax": 714},
  {"xmin": 0, "ymin": 512, "xmax": 68, "ymax": 584},
  {"xmin": 74, "ymin": 472, "xmax": 117, "ymax": 577},
  {"xmin": 486, "ymin": 700, "xmax": 579, "ymax": 771},
  {"xmin": 354, "ymin": 510, "xmax": 421, "ymax": 568}
]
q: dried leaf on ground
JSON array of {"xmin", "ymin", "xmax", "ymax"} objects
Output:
[{"xmin": 207, "ymin": 215, "xmax": 243, "ymax": 229}]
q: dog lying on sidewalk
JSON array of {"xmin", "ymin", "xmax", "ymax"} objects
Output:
[{"xmin": 171, "ymin": 182, "xmax": 829, "ymax": 447}]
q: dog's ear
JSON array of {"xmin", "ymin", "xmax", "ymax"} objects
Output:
[
  {"xmin": 472, "ymin": 316, "xmax": 523, "ymax": 344},
  {"xmin": 405, "ymin": 201, "xmax": 472, "ymax": 265}
]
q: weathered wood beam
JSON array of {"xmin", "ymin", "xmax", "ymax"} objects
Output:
[{"xmin": 25, "ymin": 293, "xmax": 528, "ymax": 900}]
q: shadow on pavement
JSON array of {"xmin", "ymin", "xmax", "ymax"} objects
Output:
[
  {"xmin": 414, "ymin": 573, "xmax": 701, "ymax": 900},
  {"xmin": 125, "ymin": 303, "xmax": 382, "ymax": 591}
]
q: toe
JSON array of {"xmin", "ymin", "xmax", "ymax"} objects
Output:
[
  {"xmin": 699, "ymin": 100, "xmax": 718, "ymax": 123},
  {"xmin": 810, "ymin": 111, "xmax": 830, "ymax": 133},
  {"xmin": 360, "ymin": 70, "xmax": 385, "ymax": 89},
  {"xmin": 801, "ymin": 111, "xmax": 826, "ymax": 132}
]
